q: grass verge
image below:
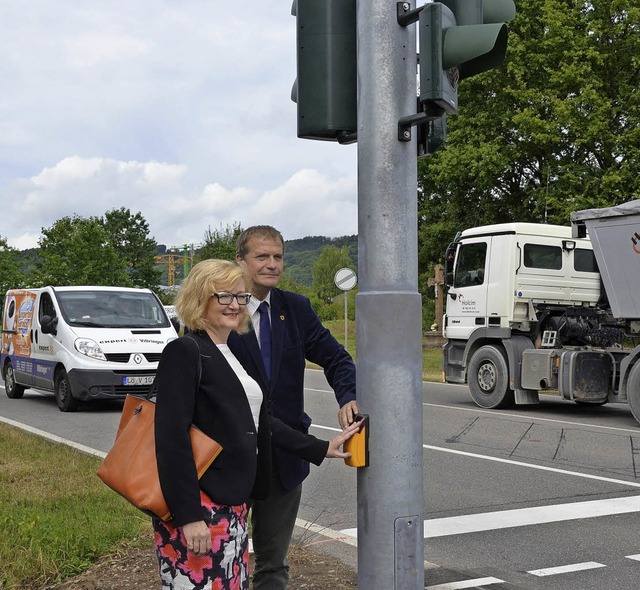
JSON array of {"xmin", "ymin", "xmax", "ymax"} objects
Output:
[{"xmin": 0, "ymin": 424, "xmax": 151, "ymax": 590}]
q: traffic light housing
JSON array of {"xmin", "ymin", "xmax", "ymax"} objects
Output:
[
  {"xmin": 291, "ymin": 0, "xmax": 357, "ymax": 143},
  {"xmin": 419, "ymin": 0, "xmax": 515, "ymax": 115},
  {"xmin": 417, "ymin": 115, "xmax": 447, "ymax": 158}
]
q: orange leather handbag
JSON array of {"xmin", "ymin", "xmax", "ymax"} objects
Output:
[{"xmin": 97, "ymin": 393, "xmax": 222, "ymax": 521}]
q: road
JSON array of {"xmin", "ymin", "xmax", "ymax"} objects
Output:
[{"xmin": 3, "ymin": 373, "xmax": 640, "ymax": 589}]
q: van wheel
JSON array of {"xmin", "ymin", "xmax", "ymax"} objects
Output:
[
  {"xmin": 627, "ymin": 363, "xmax": 640, "ymax": 426},
  {"xmin": 4, "ymin": 361, "xmax": 26, "ymax": 399},
  {"xmin": 468, "ymin": 345, "xmax": 515, "ymax": 409},
  {"xmin": 55, "ymin": 369, "xmax": 79, "ymax": 412}
]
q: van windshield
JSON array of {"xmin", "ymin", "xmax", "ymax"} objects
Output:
[{"xmin": 56, "ymin": 291, "xmax": 171, "ymax": 329}]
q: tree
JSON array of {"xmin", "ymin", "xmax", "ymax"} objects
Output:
[
  {"xmin": 0, "ymin": 238, "xmax": 26, "ymax": 313},
  {"xmin": 103, "ymin": 208, "xmax": 161, "ymax": 289},
  {"xmin": 34, "ymin": 216, "xmax": 131, "ymax": 286},
  {"xmin": 312, "ymin": 245, "xmax": 354, "ymax": 302},
  {"xmin": 418, "ymin": 0, "xmax": 640, "ymax": 271},
  {"xmin": 193, "ymin": 223, "xmax": 244, "ymax": 264}
]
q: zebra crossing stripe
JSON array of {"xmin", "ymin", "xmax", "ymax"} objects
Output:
[
  {"xmin": 426, "ymin": 577, "xmax": 504, "ymax": 589},
  {"xmin": 528, "ymin": 561, "xmax": 606, "ymax": 577}
]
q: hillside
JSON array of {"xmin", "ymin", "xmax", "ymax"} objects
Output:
[
  {"xmin": 160, "ymin": 235, "xmax": 358, "ymax": 287},
  {"xmin": 283, "ymin": 235, "xmax": 358, "ymax": 286}
]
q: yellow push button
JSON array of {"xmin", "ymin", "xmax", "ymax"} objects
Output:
[{"xmin": 344, "ymin": 414, "xmax": 369, "ymax": 468}]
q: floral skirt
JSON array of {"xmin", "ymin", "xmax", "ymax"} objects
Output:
[{"xmin": 153, "ymin": 491, "xmax": 249, "ymax": 590}]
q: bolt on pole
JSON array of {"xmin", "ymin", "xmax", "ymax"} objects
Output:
[{"xmin": 355, "ymin": 0, "xmax": 424, "ymax": 588}]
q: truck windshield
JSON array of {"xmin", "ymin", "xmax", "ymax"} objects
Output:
[{"xmin": 56, "ymin": 291, "xmax": 171, "ymax": 329}]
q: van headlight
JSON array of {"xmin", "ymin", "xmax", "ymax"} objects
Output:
[{"xmin": 75, "ymin": 338, "xmax": 107, "ymax": 361}]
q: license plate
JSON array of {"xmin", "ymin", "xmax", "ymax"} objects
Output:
[{"xmin": 123, "ymin": 375, "xmax": 154, "ymax": 386}]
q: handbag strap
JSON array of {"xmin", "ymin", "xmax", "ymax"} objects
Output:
[
  {"xmin": 185, "ymin": 333, "xmax": 203, "ymax": 390},
  {"xmin": 146, "ymin": 333, "xmax": 203, "ymax": 400}
]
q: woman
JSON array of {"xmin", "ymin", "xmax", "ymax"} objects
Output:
[{"xmin": 153, "ymin": 259, "xmax": 360, "ymax": 590}]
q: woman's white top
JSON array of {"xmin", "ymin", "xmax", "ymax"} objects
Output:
[{"xmin": 217, "ymin": 343, "xmax": 263, "ymax": 431}]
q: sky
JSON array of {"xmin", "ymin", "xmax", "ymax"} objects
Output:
[{"xmin": 0, "ymin": 1, "xmax": 358, "ymax": 251}]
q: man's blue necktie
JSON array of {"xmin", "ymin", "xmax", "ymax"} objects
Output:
[{"xmin": 258, "ymin": 301, "xmax": 272, "ymax": 381}]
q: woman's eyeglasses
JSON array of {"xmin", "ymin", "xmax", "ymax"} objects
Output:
[{"xmin": 212, "ymin": 292, "xmax": 252, "ymax": 305}]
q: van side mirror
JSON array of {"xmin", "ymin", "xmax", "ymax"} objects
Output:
[
  {"xmin": 170, "ymin": 317, "xmax": 180, "ymax": 333},
  {"xmin": 444, "ymin": 243, "xmax": 457, "ymax": 288},
  {"xmin": 40, "ymin": 315, "xmax": 58, "ymax": 335}
]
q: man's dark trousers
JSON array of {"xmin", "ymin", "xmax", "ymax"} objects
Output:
[{"xmin": 252, "ymin": 469, "xmax": 302, "ymax": 590}]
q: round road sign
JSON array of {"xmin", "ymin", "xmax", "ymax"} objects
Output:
[{"xmin": 334, "ymin": 267, "xmax": 357, "ymax": 291}]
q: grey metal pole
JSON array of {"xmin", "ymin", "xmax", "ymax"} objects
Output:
[
  {"xmin": 344, "ymin": 291, "xmax": 348, "ymax": 351},
  {"xmin": 356, "ymin": 0, "xmax": 424, "ymax": 588}
]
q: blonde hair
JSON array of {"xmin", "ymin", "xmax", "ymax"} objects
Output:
[{"xmin": 175, "ymin": 259, "xmax": 251, "ymax": 334}]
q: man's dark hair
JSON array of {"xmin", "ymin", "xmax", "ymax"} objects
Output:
[{"xmin": 236, "ymin": 226, "xmax": 285, "ymax": 259}]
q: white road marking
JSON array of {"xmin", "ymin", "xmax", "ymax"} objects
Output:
[
  {"xmin": 0, "ymin": 415, "xmax": 106, "ymax": 458},
  {"xmin": 528, "ymin": 561, "xmax": 606, "ymax": 577},
  {"xmin": 339, "ymin": 495, "xmax": 640, "ymax": 538},
  {"xmin": 422, "ymin": 496, "xmax": 640, "ymax": 538},
  {"xmin": 295, "ymin": 517, "xmax": 440, "ymax": 571},
  {"xmin": 426, "ymin": 578, "xmax": 505, "ymax": 589},
  {"xmin": 626, "ymin": 554, "xmax": 640, "ymax": 561}
]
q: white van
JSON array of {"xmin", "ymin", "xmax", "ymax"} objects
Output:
[{"xmin": 1, "ymin": 286, "xmax": 178, "ymax": 411}]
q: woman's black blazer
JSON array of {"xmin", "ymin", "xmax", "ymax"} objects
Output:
[{"xmin": 154, "ymin": 332, "xmax": 328, "ymax": 527}]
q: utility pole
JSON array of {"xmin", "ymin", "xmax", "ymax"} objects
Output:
[{"xmin": 355, "ymin": 1, "xmax": 424, "ymax": 588}]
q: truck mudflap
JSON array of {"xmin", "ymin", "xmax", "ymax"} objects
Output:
[
  {"xmin": 558, "ymin": 350, "xmax": 614, "ymax": 403},
  {"xmin": 501, "ymin": 335, "xmax": 539, "ymax": 404}
]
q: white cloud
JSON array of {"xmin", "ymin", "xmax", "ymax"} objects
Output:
[
  {"xmin": 3, "ymin": 155, "xmax": 356, "ymax": 250},
  {"xmin": 0, "ymin": 1, "xmax": 358, "ymax": 252},
  {"xmin": 251, "ymin": 169, "xmax": 357, "ymax": 237}
]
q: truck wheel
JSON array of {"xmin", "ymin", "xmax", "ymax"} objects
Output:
[
  {"xmin": 4, "ymin": 360, "xmax": 26, "ymax": 399},
  {"xmin": 54, "ymin": 368, "xmax": 79, "ymax": 412},
  {"xmin": 468, "ymin": 345, "xmax": 514, "ymax": 409},
  {"xmin": 627, "ymin": 363, "xmax": 640, "ymax": 425}
]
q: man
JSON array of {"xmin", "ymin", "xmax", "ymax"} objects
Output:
[{"xmin": 228, "ymin": 225, "xmax": 358, "ymax": 590}]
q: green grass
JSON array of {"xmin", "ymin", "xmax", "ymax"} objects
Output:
[
  {"xmin": 315, "ymin": 320, "xmax": 443, "ymax": 383},
  {"xmin": 0, "ymin": 425, "xmax": 151, "ymax": 589}
]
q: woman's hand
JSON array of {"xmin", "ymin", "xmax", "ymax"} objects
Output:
[
  {"xmin": 326, "ymin": 417, "xmax": 363, "ymax": 458},
  {"xmin": 182, "ymin": 520, "xmax": 211, "ymax": 556}
]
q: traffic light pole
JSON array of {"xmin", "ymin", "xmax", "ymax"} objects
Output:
[{"xmin": 356, "ymin": 0, "xmax": 424, "ymax": 588}]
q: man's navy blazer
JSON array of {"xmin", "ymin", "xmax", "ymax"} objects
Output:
[{"xmin": 228, "ymin": 288, "xmax": 356, "ymax": 491}]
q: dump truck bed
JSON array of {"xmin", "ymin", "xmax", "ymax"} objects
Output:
[{"xmin": 571, "ymin": 200, "xmax": 640, "ymax": 319}]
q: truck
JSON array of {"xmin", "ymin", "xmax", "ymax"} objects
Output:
[
  {"xmin": 442, "ymin": 200, "xmax": 640, "ymax": 425},
  {"xmin": 1, "ymin": 286, "xmax": 178, "ymax": 411}
]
